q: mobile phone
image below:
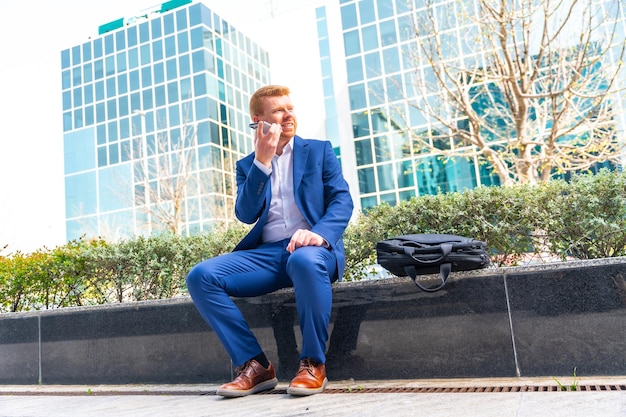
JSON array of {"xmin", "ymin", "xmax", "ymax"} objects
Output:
[{"xmin": 248, "ymin": 121, "xmax": 272, "ymax": 134}]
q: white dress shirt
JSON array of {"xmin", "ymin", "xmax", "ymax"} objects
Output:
[{"xmin": 253, "ymin": 139, "xmax": 311, "ymax": 243}]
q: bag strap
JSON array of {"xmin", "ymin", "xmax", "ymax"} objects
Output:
[
  {"xmin": 403, "ymin": 243, "xmax": 453, "ymax": 265},
  {"xmin": 404, "ymin": 263, "xmax": 452, "ymax": 292}
]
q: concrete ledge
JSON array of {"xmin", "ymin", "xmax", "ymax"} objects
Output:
[{"xmin": 1, "ymin": 258, "xmax": 625, "ymax": 384}]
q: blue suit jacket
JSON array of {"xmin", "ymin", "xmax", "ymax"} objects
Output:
[{"xmin": 233, "ymin": 135, "xmax": 353, "ymax": 281}]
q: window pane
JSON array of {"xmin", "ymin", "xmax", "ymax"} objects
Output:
[
  {"xmin": 362, "ymin": 25, "xmax": 379, "ymax": 51},
  {"xmin": 180, "ymin": 77, "xmax": 191, "ymax": 100},
  {"xmin": 346, "ymin": 56, "xmax": 364, "ymax": 83},
  {"xmin": 95, "ymin": 80, "xmax": 104, "ymax": 101},
  {"xmin": 61, "ymin": 49, "xmax": 70, "ymax": 69},
  {"xmin": 115, "ymin": 30, "xmax": 126, "ymax": 51},
  {"xmin": 63, "ymin": 91, "xmax": 71, "ymax": 110},
  {"xmin": 108, "ymin": 121, "xmax": 118, "ymax": 142},
  {"xmin": 120, "ymin": 118, "xmax": 130, "ymax": 139},
  {"xmin": 169, "ymin": 104, "xmax": 180, "ymax": 126},
  {"xmin": 94, "ymin": 59, "xmax": 104, "ymax": 79},
  {"xmin": 176, "ymin": 8, "xmax": 188, "ymax": 30},
  {"xmin": 116, "ymin": 51, "xmax": 127, "ymax": 72},
  {"xmin": 84, "ymin": 84, "xmax": 93, "ymax": 104},
  {"xmin": 106, "ymin": 77, "xmax": 116, "ymax": 98},
  {"xmin": 377, "ymin": 163, "xmax": 395, "ymax": 191},
  {"xmin": 107, "ymin": 99, "xmax": 117, "ymax": 119},
  {"xmin": 361, "ymin": 196, "xmax": 377, "ymax": 210},
  {"xmin": 167, "ymin": 81, "xmax": 179, "ymax": 103},
  {"xmin": 83, "ymin": 63, "xmax": 93, "ymax": 83},
  {"xmin": 365, "ymin": 52, "xmax": 381, "ymax": 78},
  {"xmin": 355, "ymin": 138, "xmax": 373, "ymax": 165},
  {"xmin": 383, "ymin": 47, "xmax": 400, "ymax": 73},
  {"xmin": 343, "ymin": 30, "xmax": 361, "ymax": 56},
  {"xmin": 397, "ymin": 160, "xmax": 415, "ymax": 188},
  {"xmin": 352, "ymin": 111, "xmax": 371, "ymax": 138},
  {"xmin": 62, "ymin": 70, "xmax": 71, "ymax": 90},
  {"xmin": 380, "ymin": 192, "xmax": 397, "ymax": 205},
  {"xmin": 105, "ymin": 55, "xmax": 115, "ymax": 76},
  {"xmin": 109, "ymin": 143, "xmax": 119, "ymax": 164},
  {"xmin": 118, "ymin": 95, "xmax": 129, "ymax": 117},
  {"xmin": 142, "ymin": 89, "xmax": 154, "ymax": 110},
  {"xmin": 73, "ymin": 109, "xmax": 83, "ymax": 129},
  {"xmin": 179, "ymin": 54, "xmax": 190, "ymax": 76},
  {"xmin": 163, "ymin": 13, "xmax": 175, "ymax": 35},
  {"xmin": 154, "ymin": 62, "xmax": 165, "ymax": 84},
  {"xmin": 97, "ymin": 124, "xmax": 107, "ymax": 145},
  {"xmin": 195, "ymin": 97, "xmax": 208, "ymax": 120},
  {"xmin": 151, "ymin": 18, "xmax": 162, "ymax": 39},
  {"xmin": 139, "ymin": 22, "xmax": 150, "ymax": 43},
  {"xmin": 105, "ymin": 34, "xmax": 114, "ymax": 55},
  {"xmin": 93, "ymin": 38, "xmax": 103, "ymax": 58},
  {"xmin": 127, "ymin": 26, "xmax": 137, "ymax": 47},
  {"xmin": 155, "ymin": 85, "xmax": 166, "ymax": 107},
  {"xmin": 141, "ymin": 44, "xmax": 151, "ymax": 65},
  {"xmin": 128, "ymin": 47, "xmax": 139, "ymax": 69},
  {"xmin": 377, "ymin": 0, "xmax": 394, "ymax": 19},
  {"xmin": 141, "ymin": 67, "xmax": 152, "ymax": 87},
  {"xmin": 73, "ymin": 87, "xmax": 82, "ymax": 107},
  {"xmin": 96, "ymin": 102, "xmax": 106, "ymax": 123},
  {"xmin": 380, "ymin": 20, "xmax": 397, "ymax": 46},
  {"xmin": 130, "ymin": 92, "xmax": 141, "ymax": 113},
  {"xmin": 117, "ymin": 73, "xmax": 128, "ymax": 94},
  {"xmin": 348, "ymin": 83, "xmax": 366, "ymax": 111},
  {"xmin": 85, "ymin": 105, "xmax": 94, "ymax": 126},
  {"xmin": 72, "ymin": 67, "xmax": 81, "ymax": 87},
  {"xmin": 358, "ymin": 167, "xmax": 376, "ymax": 193},
  {"xmin": 152, "ymin": 40, "xmax": 163, "ymax": 61},
  {"xmin": 177, "ymin": 32, "xmax": 189, "ymax": 53},
  {"xmin": 71, "ymin": 45, "xmax": 81, "ymax": 66},
  {"xmin": 165, "ymin": 35, "xmax": 176, "ymax": 57},
  {"xmin": 166, "ymin": 58, "xmax": 178, "ymax": 81},
  {"xmin": 368, "ymin": 79, "xmax": 384, "ymax": 107},
  {"xmin": 359, "ymin": 0, "xmax": 375, "ymax": 24},
  {"xmin": 341, "ymin": 3, "xmax": 358, "ymax": 30}
]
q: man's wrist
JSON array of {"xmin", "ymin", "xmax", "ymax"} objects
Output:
[{"xmin": 253, "ymin": 158, "xmax": 272, "ymax": 175}]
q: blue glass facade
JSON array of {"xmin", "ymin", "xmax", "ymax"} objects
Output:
[
  {"xmin": 320, "ymin": 0, "xmax": 625, "ymax": 211},
  {"xmin": 61, "ymin": 2, "xmax": 270, "ymax": 240}
]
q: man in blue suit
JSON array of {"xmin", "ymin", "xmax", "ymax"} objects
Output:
[{"xmin": 187, "ymin": 85, "xmax": 354, "ymax": 397}]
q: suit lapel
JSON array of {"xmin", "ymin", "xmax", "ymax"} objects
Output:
[{"xmin": 292, "ymin": 136, "xmax": 309, "ymax": 191}]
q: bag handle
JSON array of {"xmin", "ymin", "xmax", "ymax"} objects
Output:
[
  {"xmin": 403, "ymin": 242, "xmax": 453, "ymax": 265},
  {"xmin": 404, "ymin": 263, "xmax": 451, "ymax": 292}
]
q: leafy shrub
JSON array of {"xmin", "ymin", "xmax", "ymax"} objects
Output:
[{"xmin": 1, "ymin": 170, "xmax": 625, "ymax": 311}]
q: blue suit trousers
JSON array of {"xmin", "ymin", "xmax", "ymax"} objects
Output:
[{"xmin": 186, "ymin": 239, "xmax": 337, "ymax": 367}]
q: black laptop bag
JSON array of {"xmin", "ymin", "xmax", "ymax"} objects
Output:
[{"xmin": 376, "ymin": 234, "xmax": 490, "ymax": 292}]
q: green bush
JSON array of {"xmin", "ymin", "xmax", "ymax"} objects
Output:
[
  {"xmin": 1, "ymin": 169, "xmax": 625, "ymax": 311},
  {"xmin": 342, "ymin": 169, "xmax": 626, "ymax": 281}
]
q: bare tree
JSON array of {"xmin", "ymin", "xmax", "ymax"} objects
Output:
[
  {"xmin": 394, "ymin": 0, "xmax": 626, "ymax": 185},
  {"xmin": 133, "ymin": 118, "xmax": 198, "ymax": 235}
]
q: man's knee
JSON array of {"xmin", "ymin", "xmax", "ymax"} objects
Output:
[
  {"xmin": 186, "ymin": 262, "xmax": 217, "ymax": 294},
  {"xmin": 286, "ymin": 247, "xmax": 332, "ymax": 277}
]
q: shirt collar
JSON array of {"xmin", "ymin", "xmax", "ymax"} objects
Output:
[{"xmin": 279, "ymin": 137, "xmax": 294, "ymax": 156}]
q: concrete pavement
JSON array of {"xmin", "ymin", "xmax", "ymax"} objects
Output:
[{"xmin": 1, "ymin": 377, "xmax": 625, "ymax": 417}]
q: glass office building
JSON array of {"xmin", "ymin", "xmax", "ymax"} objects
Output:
[
  {"xmin": 318, "ymin": 0, "xmax": 626, "ymax": 211},
  {"xmin": 61, "ymin": 0, "xmax": 270, "ymax": 241}
]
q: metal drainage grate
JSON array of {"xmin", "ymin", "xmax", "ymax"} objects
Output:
[
  {"xmin": 321, "ymin": 384, "xmax": 626, "ymax": 394},
  {"xmin": 2, "ymin": 384, "xmax": 624, "ymax": 396}
]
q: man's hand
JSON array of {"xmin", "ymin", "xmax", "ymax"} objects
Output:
[
  {"xmin": 286, "ymin": 229, "xmax": 327, "ymax": 253},
  {"xmin": 254, "ymin": 122, "xmax": 281, "ymax": 167}
]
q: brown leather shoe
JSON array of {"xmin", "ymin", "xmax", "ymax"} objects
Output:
[
  {"xmin": 216, "ymin": 360, "xmax": 277, "ymax": 398},
  {"xmin": 287, "ymin": 358, "xmax": 327, "ymax": 396}
]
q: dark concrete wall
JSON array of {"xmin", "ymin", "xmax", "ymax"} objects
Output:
[{"xmin": 1, "ymin": 258, "xmax": 624, "ymax": 385}]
